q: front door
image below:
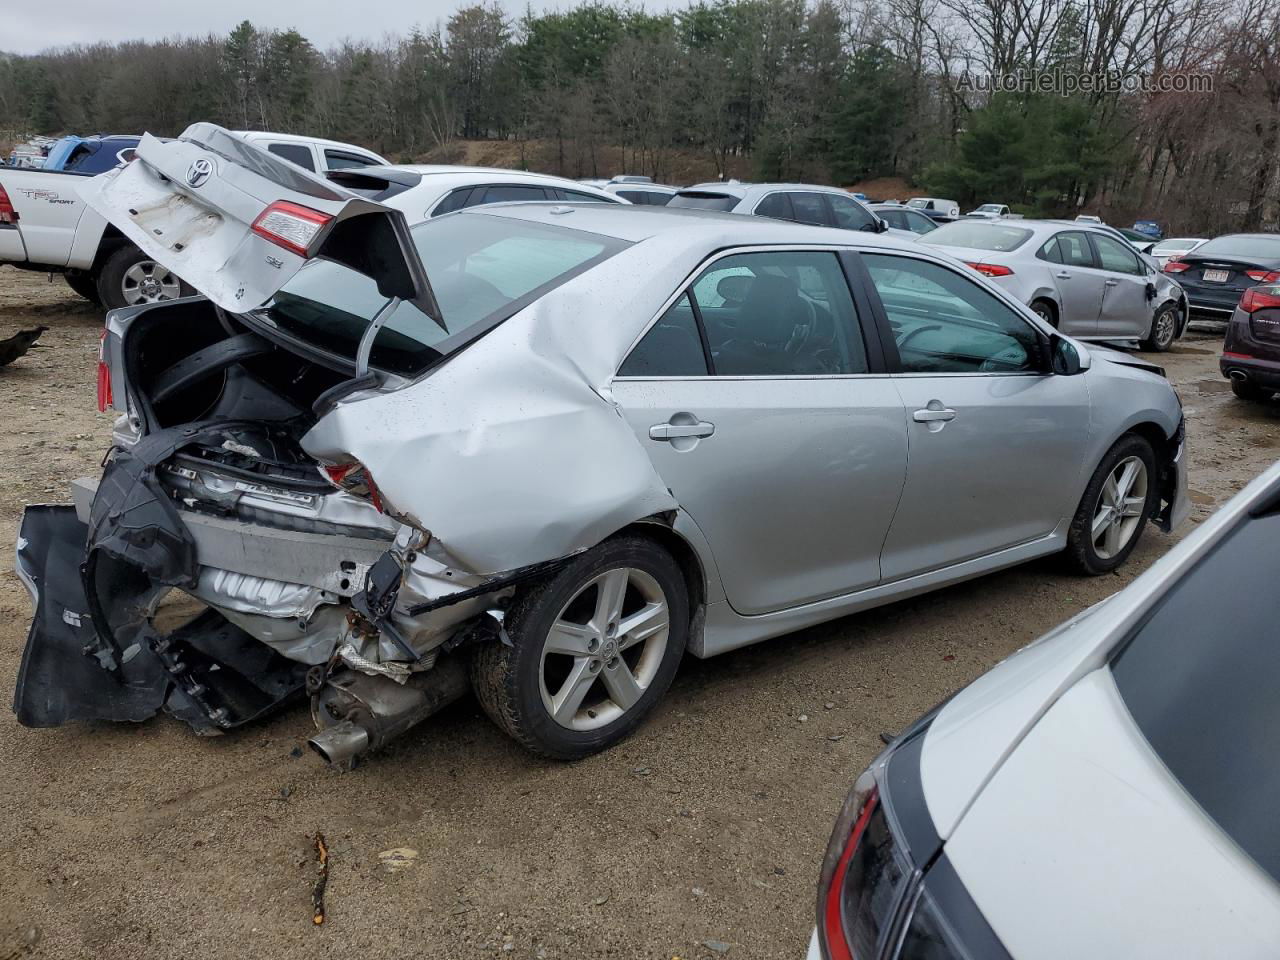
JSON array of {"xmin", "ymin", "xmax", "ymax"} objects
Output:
[
  {"xmin": 610, "ymin": 248, "xmax": 908, "ymax": 615},
  {"xmin": 859, "ymin": 252, "xmax": 1092, "ymax": 582},
  {"xmin": 1091, "ymin": 233, "xmax": 1154, "ymax": 338}
]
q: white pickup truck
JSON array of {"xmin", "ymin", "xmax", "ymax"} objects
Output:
[
  {"xmin": 0, "ymin": 132, "xmax": 386, "ymax": 309},
  {"xmin": 965, "ymin": 203, "xmax": 1024, "ymax": 219}
]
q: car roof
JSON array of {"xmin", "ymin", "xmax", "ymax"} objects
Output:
[
  {"xmin": 452, "ymin": 201, "xmax": 926, "ymax": 251},
  {"xmin": 676, "ymin": 181, "xmax": 859, "ymax": 201},
  {"xmin": 378, "ymin": 164, "xmax": 615, "ymax": 194}
]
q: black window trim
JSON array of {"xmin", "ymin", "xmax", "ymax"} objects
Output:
[
  {"xmin": 323, "ymin": 148, "xmax": 381, "ymax": 169},
  {"xmin": 849, "ymin": 248, "xmax": 1053, "ymax": 378},
  {"xmin": 613, "ymin": 244, "xmax": 888, "ymax": 381}
]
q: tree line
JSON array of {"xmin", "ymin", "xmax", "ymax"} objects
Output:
[{"xmin": 1, "ymin": 0, "xmax": 1278, "ymax": 233}]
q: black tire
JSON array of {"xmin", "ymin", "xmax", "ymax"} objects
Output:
[
  {"xmin": 1064, "ymin": 433, "xmax": 1159, "ymax": 575},
  {"xmin": 1140, "ymin": 302, "xmax": 1178, "ymax": 352},
  {"xmin": 1031, "ymin": 299, "xmax": 1058, "ymax": 328},
  {"xmin": 64, "ymin": 271, "xmax": 102, "ymax": 305},
  {"xmin": 95, "ymin": 244, "xmax": 193, "ymax": 310},
  {"xmin": 1231, "ymin": 379, "xmax": 1270, "ymax": 403},
  {"xmin": 471, "ymin": 535, "xmax": 688, "ymax": 760}
]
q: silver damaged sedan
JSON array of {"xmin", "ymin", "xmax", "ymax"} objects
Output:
[{"xmin": 14, "ymin": 125, "xmax": 1190, "ymax": 765}]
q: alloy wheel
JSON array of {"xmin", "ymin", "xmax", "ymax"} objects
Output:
[
  {"xmin": 539, "ymin": 567, "xmax": 670, "ymax": 731},
  {"xmin": 1092, "ymin": 456, "xmax": 1148, "ymax": 560},
  {"xmin": 122, "ymin": 261, "xmax": 182, "ymax": 305},
  {"xmin": 1153, "ymin": 308, "xmax": 1176, "ymax": 348}
]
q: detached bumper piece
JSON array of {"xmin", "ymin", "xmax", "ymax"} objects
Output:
[{"xmin": 13, "ymin": 424, "xmax": 310, "ymax": 734}]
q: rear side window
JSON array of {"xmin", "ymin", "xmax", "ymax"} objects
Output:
[
  {"xmin": 64, "ymin": 142, "xmax": 135, "ymax": 174},
  {"xmin": 433, "ymin": 188, "xmax": 474, "ymax": 216},
  {"xmin": 618, "ymin": 294, "xmax": 708, "ymax": 376},
  {"xmin": 324, "ymin": 150, "xmax": 378, "ymax": 170},
  {"xmin": 1112, "ymin": 507, "xmax": 1280, "ymax": 884},
  {"xmin": 620, "ymin": 250, "xmax": 868, "ymax": 377},
  {"xmin": 266, "ymin": 142, "xmax": 316, "ymax": 171},
  {"xmin": 557, "ymin": 189, "xmax": 615, "ymax": 203},
  {"xmin": 790, "ymin": 192, "xmax": 833, "ymax": 226},
  {"xmin": 1055, "ymin": 231, "xmax": 1095, "ymax": 267},
  {"xmin": 755, "ymin": 193, "xmax": 794, "ymax": 220},
  {"xmin": 903, "ymin": 211, "xmax": 938, "ymax": 235},
  {"xmin": 472, "ymin": 185, "xmax": 552, "ymax": 205},
  {"xmin": 668, "ymin": 192, "xmax": 739, "ymax": 211}
]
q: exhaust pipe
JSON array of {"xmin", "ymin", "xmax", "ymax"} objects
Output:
[
  {"xmin": 1229, "ymin": 369, "xmax": 1249, "ymax": 382},
  {"xmin": 308, "ymin": 655, "xmax": 469, "ymax": 767},
  {"xmin": 308, "ymin": 720, "xmax": 370, "ymax": 765}
]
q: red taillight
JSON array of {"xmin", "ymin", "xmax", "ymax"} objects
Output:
[
  {"xmin": 322, "ymin": 461, "xmax": 384, "ymax": 512},
  {"xmin": 96, "ymin": 329, "xmax": 112, "ymax": 412},
  {"xmin": 1223, "ymin": 351, "xmax": 1254, "ymax": 359},
  {"xmin": 1163, "ymin": 259, "xmax": 1190, "ymax": 274},
  {"xmin": 1241, "ymin": 286, "xmax": 1280, "ymax": 314},
  {"xmin": 1245, "ymin": 270, "xmax": 1280, "ymax": 283},
  {"xmin": 963, "ymin": 261, "xmax": 1014, "ymax": 278},
  {"xmin": 250, "ymin": 200, "xmax": 332, "ymax": 257},
  {"xmin": 0, "ymin": 182, "xmax": 19, "ymax": 225},
  {"xmin": 821, "ymin": 787, "xmax": 879, "ymax": 960}
]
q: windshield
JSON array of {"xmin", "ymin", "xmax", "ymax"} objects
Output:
[
  {"xmin": 256, "ymin": 211, "xmax": 626, "ymax": 376},
  {"xmin": 976, "ymin": 204, "xmax": 1001, "ymax": 212},
  {"xmin": 1191, "ymin": 235, "xmax": 1280, "ymax": 261},
  {"xmin": 667, "ymin": 192, "xmax": 739, "ymax": 211},
  {"xmin": 1111, "ymin": 505, "xmax": 1280, "ymax": 884},
  {"xmin": 921, "ymin": 221, "xmax": 1033, "ymax": 252},
  {"xmin": 906, "ymin": 199, "xmax": 930, "ymax": 209}
]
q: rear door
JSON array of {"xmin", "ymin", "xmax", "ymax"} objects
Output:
[
  {"xmin": 77, "ymin": 123, "xmax": 435, "ymax": 318},
  {"xmin": 1091, "ymin": 233, "xmax": 1153, "ymax": 338},
  {"xmin": 1039, "ymin": 230, "xmax": 1105, "ymax": 336},
  {"xmin": 610, "ymin": 247, "xmax": 908, "ymax": 614},
  {"xmin": 263, "ymin": 141, "xmax": 318, "ymax": 171},
  {"xmin": 859, "ymin": 251, "xmax": 1091, "ymax": 581}
]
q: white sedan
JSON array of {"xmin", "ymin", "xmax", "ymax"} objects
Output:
[{"xmin": 810, "ymin": 459, "xmax": 1280, "ymax": 959}]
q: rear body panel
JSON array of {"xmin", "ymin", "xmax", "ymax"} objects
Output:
[{"xmin": 0, "ymin": 167, "xmax": 101, "ymax": 268}]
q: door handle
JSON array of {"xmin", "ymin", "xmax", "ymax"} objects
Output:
[
  {"xmin": 650, "ymin": 421, "xmax": 715, "ymax": 441},
  {"xmin": 1104, "ymin": 279, "xmax": 1118, "ymax": 287},
  {"xmin": 1055, "ymin": 271, "xmax": 1071, "ymax": 279},
  {"xmin": 912, "ymin": 407, "xmax": 956, "ymax": 423}
]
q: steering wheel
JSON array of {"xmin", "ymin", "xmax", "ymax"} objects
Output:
[
  {"xmin": 783, "ymin": 297, "xmax": 818, "ymax": 354},
  {"xmin": 979, "ymin": 344, "xmax": 1029, "ymax": 372}
]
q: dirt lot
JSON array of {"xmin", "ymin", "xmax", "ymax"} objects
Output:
[{"xmin": 0, "ymin": 265, "xmax": 1276, "ymax": 960}]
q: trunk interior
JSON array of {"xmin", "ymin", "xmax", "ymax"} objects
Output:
[{"xmin": 120, "ymin": 300, "xmax": 351, "ymax": 485}]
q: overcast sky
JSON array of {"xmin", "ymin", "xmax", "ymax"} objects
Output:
[{"xmin": 4, "ymin": 0, "xmax": 648, "ymax": 55}]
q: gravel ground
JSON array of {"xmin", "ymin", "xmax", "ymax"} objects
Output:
[{"xmin": 1, "ymin": 265, "xmax": 1277, "ymax": 960}]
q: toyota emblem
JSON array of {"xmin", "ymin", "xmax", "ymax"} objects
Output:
[{"xmin": 186, "ymin": 158, "xmax": 214, "ymax": 188}]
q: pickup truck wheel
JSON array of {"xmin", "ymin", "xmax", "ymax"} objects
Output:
[
  {"xmin": 96, "ymin": 246, "xmax": 192, "ymax": 310},
  {"xmin": 471, "ymin": 536, "xmax": 687, "ymax": 760},
  {"xmin": 1140, "ymin": 303, "xmax": 1178, "ymax": 352},
  {"xmin": 64, "ymin": 272, "xmax": 102, "ymax": 305}
]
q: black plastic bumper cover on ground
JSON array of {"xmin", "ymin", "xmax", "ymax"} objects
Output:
[{"xmin": 13, "ymin": 422, "xmax": 312, "ymax": 733}]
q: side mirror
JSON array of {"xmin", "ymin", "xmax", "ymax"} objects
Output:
[
  {"xmin": 1145, "ymin": 281, "xmax": 1157, "ymax": 301},
  {"xmin": 1050, "ymin": 334, "xmax": 1083, "ymax": 375},
  {"xmin": 875, "ymin": 218, "xmax": 889, "ymax": 233}
]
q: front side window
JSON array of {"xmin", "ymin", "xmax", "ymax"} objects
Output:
[
  {"xmin": 620, "ymin": 250, "xmax": 868, "ymax": 377},
  {"xmin": 324, "ymin": 149, "xmax": 378, "ymax": 170},
  {"xmin": 266, "ymin": 142, "xmax": 316, "ymax": 171},
  {"xmin": 557, "ymin": 189, "xmax": 615, "ymax": 203},
  {"xmin": 258, "ymin": 212, "xmax": 625, "ymax": 376},
  {"xmin": 1111, "ymin": 507, "xmax": 1280, "ymax": 884},
  {"xmin": 863, "ymin": 253, "xmax": 1040, "ymax": 374},
  {"xmin": 1092, "ymin": 234, "xmax": 1143, "ymax": 275},
  {"xmin": 470, "ymin": 185, "xmax": 552, "ymax": 206},
  {"xmin": 829, "ymin": 195, "xmax": 878, "ymax": 232}
]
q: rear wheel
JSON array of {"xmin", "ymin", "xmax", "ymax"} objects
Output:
[
  {"xmin": 1030, "ymin": 299, "xmax": 1058, "ymax": 328},
  {"xmin": 471, "ymin": 536, "xmax": 687, "ymax": 759},
  {"xmin": 1064, "ymin": 434, "xmax": 1158, "ymax": 575},
  {"xmin": 95, "ymin": 245, "xmax": 192, "ymax": 310},
  {"xmin": 64, "ymin": 271, "xmax": 102, "ymax": 305},
  {"xmin": 1231, "ymin": 379, "xmax": 1271, "ymax": 403},
  {"xmin": 1141, "ymin": 302, "xmax": 1178, "ymax": 352}
]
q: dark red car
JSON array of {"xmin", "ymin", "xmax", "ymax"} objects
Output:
[{"xmin": 1221, "ymin": 283, "xmax": 1280, "ymax": 402}]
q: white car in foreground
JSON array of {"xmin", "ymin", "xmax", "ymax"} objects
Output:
[{"xmin": 809, "ymin": 460, "xmax": 1280, "ymax": 959}]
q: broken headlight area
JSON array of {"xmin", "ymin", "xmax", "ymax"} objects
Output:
[{"xmin": 13, "ymin": 419, "xmax": 499, "ymax": 759}]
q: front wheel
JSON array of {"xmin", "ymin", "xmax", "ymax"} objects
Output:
[
  {"xmin": 1141, "ymin": 303, "xmax": 1179, "ymax": 352},
  {"xmin": 471, "ymin": 536, "xmax": 688, "ymax": 759},
  {"xmin": 95, "ymin": 245, "xmax": 193, "ymax": 310},
  {"xmin": 1064, "ymin": 434, "xmax": 1159, "ymax": 575}
]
